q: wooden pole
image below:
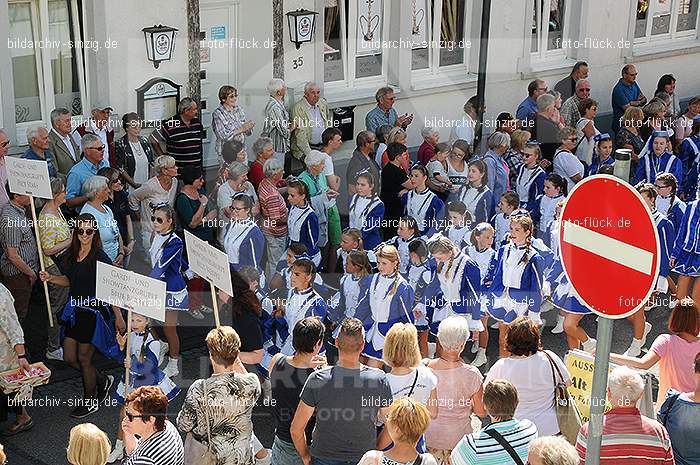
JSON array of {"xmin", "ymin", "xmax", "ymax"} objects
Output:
[
  {"xmin": 29, "ymin": 196, "xmax": 53, "ymax": 327},
  {"xmin": 124, "ymin": 309, "xmax": 132, "ymax": 396},
  {"xmin": 210, "ymin": 283, "xmax": 220, "ymax": 328}
]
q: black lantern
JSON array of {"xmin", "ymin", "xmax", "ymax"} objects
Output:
[
  {"xmin": 286, "ymin": 9, "xmax": 318, "ymax": 49},
  {"xmin": 142, "ymin": 25, "xmax": 178, "ymax": 69}
]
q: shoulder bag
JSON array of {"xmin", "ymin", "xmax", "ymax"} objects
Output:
[
  {"xmin": 183, "ymin": 379, "xmax": 217, "ymax": 465},
  {"xmin": 483, "ymin": 428, "xmax": 524, "ymax": 465},
  {"xmin": 542, "ymin": 350, "xmax": 582, "ymax": 444}
]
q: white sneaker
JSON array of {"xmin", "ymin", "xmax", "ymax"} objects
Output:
[
  {"xmin": 641, "ymin": 322, "xmax": 652, "ymax": 346},
  {"xmin": 108, "ymin": 439, "xmax": 124, "ymax": 463},
  {"xmin": 162, "ymin": 358, "xmax": 179, "ymax": 378},
  {"xmin": 46, "ymin": 348, "xmax": 63, "ymax": 361},
  {"xmin": 551, "ymin": 315, "xmax": 565, "ymax": 334},
  {"xmin": 158, "ymin": 341, "xmax": 169, "ymax": 367},
  {"xmin": 581, "ymin": 337, "xmax": 597, "ymax": 354},
  {"xmin": 472, "ymin": 348, "xmax": 487, "ymax": 368},
  {"xmin": 623, "ymin": 339, "xmax": 643, "ymax": 357}
]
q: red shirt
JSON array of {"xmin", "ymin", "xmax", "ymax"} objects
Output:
[
  {"xmin": 249, "ymin": 160, "xmax": 265, "ymax": 190},
  {"xmin": 257, "ymin": 178, "xmax": 288, "ymax": 237},
  {"xmin": 417, "ymin": 141, "xmax": 436, "ymax": 166}
]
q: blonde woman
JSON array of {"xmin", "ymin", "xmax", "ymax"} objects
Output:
[
  {"xmin": 356, "ymin": 245, "xmax": 415, "ymax": 368},
  {"xmin": 382, "ymin": 127, "xmax": 409, "ymax": 172},
  {"xmin": 67, "ymin": 423, "xmax": 110, "ymax": 465}
]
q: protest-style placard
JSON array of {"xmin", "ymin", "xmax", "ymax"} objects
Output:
[
  {"xmin": 5, "ymin": 157, "xmax": 53, "ymax": 200},
  {"xmin": 95, "ymin": 262, "xmax": 166, "ymax": 322}
]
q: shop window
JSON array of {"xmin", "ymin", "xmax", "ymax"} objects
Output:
[
  {"xmin": 530, "ymin": 0, "xmax": 568, "ymax": 63},
  {"xmin": 411, "ymin": 0, "xmax": 470, "ymax": 72},
  {"xmin": 634, "ymin": 0, "xmax": 698, "ymax": 44}
]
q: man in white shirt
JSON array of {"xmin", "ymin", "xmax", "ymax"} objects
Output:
[
  {"xmin": 291, "ymin": 81, "xmax": 331, "ymax": 163},
  {"xmin": 72, "ymin": 101, "xmax": 114, "ymax": 167},
  {"xmin": 450, "ymin": 95, "xmax": 478, "ymax": 144},
  {"xmin": 48, "ymin": 107, "xmax": 81, "ymax": 177}
]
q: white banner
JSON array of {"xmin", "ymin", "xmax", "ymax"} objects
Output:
[
  {"xmin": 5, "ymin": 157, "xmax": 52, "ymax": 199},
  {"xmin": 96, "ymin": 262, "xmax": 166, "ymax": 322},
  {"xmin": 357, "ymin": 0, "xmax": 383, "ymax": 55},
  {"xmin": 184, "ymin": 230, "xmax": 233, "ymax": 296}
]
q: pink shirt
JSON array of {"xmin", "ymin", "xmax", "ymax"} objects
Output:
[{"xmin": 650, "ymin": 333, "xmax": 700, "ymax": 406}]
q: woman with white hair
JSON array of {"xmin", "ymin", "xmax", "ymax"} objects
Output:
[
  {"xmin": 481, "ymin": 131, "xmax": 511, "ymax": 212},
  {"xmin": 424, "ymin": 316, "xmax": 486, "ymax": 463},
  {"xmin": 217, "ymin": 161, "xmax": 259, "ymax": 244},
  {"xmin": 261, "ymin": 78, "xmax": 296, "ymax": 167},
  {"xmin": 258, "ymin": 158, "xmax": 289, "ymax": 278},
  {"xmin": 418, "ymin": 127, "xmax": 440, "ymax": 166},
  {"xmin": 527, "ymin": 436, "xmax": 579, "ymax": 465},
  {"xmin": 80, "ymin": 175, "xmax": 124, "ymax": 264}
]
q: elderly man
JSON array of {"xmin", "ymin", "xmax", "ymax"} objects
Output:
[
  {"xmin": 65, "ymin": 134, "xmax": 109, "ymax": 209},
  {"xmin": 346, "ymin": 130, "xmax": 380, "ymax": 196},
  {"xmin": 0, "ymin": 130, "xmax": 11, "ymax": 210},
  {"xmin": 450, "ymin": 95, "xmax": 478, "ymax": 145},
  {"xmin": 22, "ymin": 124, "xmax": 58, "ymax": 178},
  {"xmin": 291, "ymin": 82, "xmax": 330, "ymax": 165},
  {"xmin": 261, "ymin": 78, "xmax": 296, "ymax": 171},
  {"xmin": 577, "ymin": 366, "xmax": 674, "ymax": 464},
  {"xmin": 527, "ymin": 436, "xmax": 578, "ymax": 465},
  {"xmin": 612, "ymin": 64, "xmax": 647, "ymax": 133},
  {"xmin": 151, "ymin": 97, "xmax": 205, "ymax": 172},
  {"xmin": 48, "ymin": 108, "xmax": 80, "ymax": 177},
  {"xmin": 365, "ymin": 87, "xmax": 413, "ymax": 134},
  {"xmin": 73, "ymin": 100, "xmax": 115, "ymax": 167},
  {"xmin": 517, "ymin": 79, "xmax": 548, "ymax": 127},
  {"xmin": 554, "ymin": 61, "xmax": 589, "ymax": 101},
  {"xmin": 533, "ymin": 93, "xmax": 562, "ymax": 164},
  {"xmin": 560, "ymin": 79, "xmax": 591, "ymax": 128}
]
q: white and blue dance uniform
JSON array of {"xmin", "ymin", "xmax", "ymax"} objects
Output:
[
  {"xmin": 288, "ymin": 204, "xmax": 321, "ymax": 266},
  {"xmin": 445, "ymin": 224, "xmax": 471, "ymax": 249},
  {"xmin": 149, "ymin": 232, "xmax": 190, "ymax": 311},
  {"xmin": 547, "ymin": 219, "xmax": 589, "ymax": 314},
  {"xmin": 406, "ymin": 258, "xmax": 437, "ymax": 331},
  {"xmin": 487, "ymin": 242, "xmax": 544, "ymax": 324},
  {"xmin": 672, "ymin": 200, "xmax": 700, "ymax": 276},
  {"xmin": 355, "ymin": 273, "xmax": 414, "ymax": 360},
  {"xmin": 633, "ymin": 150, "xmax": 683, "ymax": 188},
  {"xmin": 532, "ymin": 194, "xmax": 565, "ymax": 245},
  {"xmin": 402, "ymin": 188, "xmax": 445, "ymax": 238},
  {"xmin": 337, "ymin": 248, "xmax": 377, "ymax": 275},
  {"xmin": 114, "ymin": 332, "xmax": 180, "ymax": 404},
  {"xmin": 349, "ymin": 194, "xmax": 385, "ymax": 250},
  {"xmin": 678, "ymin": 134, "xmax": 700, "ymax": 198},
  {"xmin": 656, "ymin": 195, "xmax": 687, "ymax": 237},
  {"xmin": 465, "ymin": 244, "xmax": 496, "ymax": 316},
  {"xmin": 428, "ymin": 252, "xmax": 483, "ymax": 334},
  {"xmin": 273, "ymin": 258, "xmax": 325, "ymax": 290},
  {"xmin": 385, "ymin": 234, "xmax": 418, "ymax": 274},
  {"xmin": 277, "ymin": 287, "xmax": 328, "ymax": 356},
  {"xmin": 223, "ymin": 218, "xmax": 266, "ymax": 287},
  {"xmin": 458, "ymin": 185, "xmax": 493, "ymax": 224},
  {"xmin": 516, "ymin": 164, "xmax": 546, "ymax": 211},
  {"xmin": 329, "ymin": 274, "xmax": 367, "ymax": 339},
  {"xmin": 588, "ymin": 155, "xmax": 615, "ymax": 175},
  {"xmin": 652, "ymin": 209, "xmax": 675, "ymax": 293},
  {"xmin": 491, "ymin": 212, "xmax": 511, "ymax": 248}
]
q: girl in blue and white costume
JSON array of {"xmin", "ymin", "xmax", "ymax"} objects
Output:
[
  {"xmin": 329, "ymin": 251, "xmax": 372, "ymax": 341},
  {"xmin": 336, "ymin": 229, "xmax": 377, "ymax": 275},
  {"xmin": 287, "ymin": 180, "xmax": 321, "ymax": 267},
  {"xmin": 588, "ymin": 134, "xmax": 615, "ymax": 175},
  {"xmin": 406, "ymin": 238, "xmax": 438, "ymax": 357},
  {"xmin": 444, "ymin": 201, "xmax": 473, "ymax": 249},
  {"xmin": 487, "ymin": 214, "xmax": 544, "ymax": 356},
  {"xmin": 516, "ymin": 141, "xmax": 546, "ymax": 211},
  {"xmin": 270, "ymin": 244, "xmax": 325, "ymax": 293},
  {"xmin": 348, "ymin": 171, "xmax": 385, "ymax": 250},
  {"xmin": 402, "ymin": 164, "xmax": 445, "ymax": 238},
  {"xmin": 671, "ymin": 198, "xmax": 700, "ymax": 304},
  {"xmin": 655, "ymin": 173, "xmax": 686, "ymax": 242},
  {"xmin": 149, "ymin": 204, "xmax": 192, "ymax": 378},
  {"xmin": 531, "ymin": 173, "xmax": 567, "ymax": 245},
  {"xmin": 223, "ymin": 193, "xmax": 266, "ymax": 287},
  {"xmin": 464, "ymin": 224, "xmax": 496, "ymax": 367},
  {"xmin": 677, "ymin": 115, "xmax": 700, "ymax": 199},
  {"xmin": 355, "ymin": 244, "xmax": 414, "ymax": 368},
  {"xmin": 633, "ymin": 129, "xmax": 683, "ymax": 187},
  {"xmin": 385, "ymin": 216, "xmax": 420, "ymax": 275},
  {"xmin": 457, "ymin": 160, "xmax": 493, "ymax": 224}
]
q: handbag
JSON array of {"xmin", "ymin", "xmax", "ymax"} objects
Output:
[
  {"xmin": 183, "ymin": 380, "xmax": 216, "ymax": 465},
  {"xmin": 542, "ymin": 350, "xmax": 582, "ymax": 445}
]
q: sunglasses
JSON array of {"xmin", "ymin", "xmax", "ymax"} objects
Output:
[
  {"xmin": 654, "ymin": 184, "xmax": 670, "ymax": 189},
  {"xmin": 77, "ymin": 228, "xmax": 95, "ymax": 236},
  {"xmin": 151, "ymin": 216, "xmax": 165, "ymax": 224},
  {"xmin": 124, "ymin": 410, "xmax": 147, "ymax": 422},
  {"xmin": 89, "ymin": 145, "xmax": 105, "ymax": 152}
]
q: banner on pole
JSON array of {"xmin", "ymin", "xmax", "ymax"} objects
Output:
[
  {"xmin": 5, "ymin": 157, "xmax": 52, "ymax": 199},
  {"xmin": 96, "ymin": 262, "xmax": 166, "ymax": 322},
  {"xmin": 184, "ymin": 230, "xmax": 233, "ymax": 296}
]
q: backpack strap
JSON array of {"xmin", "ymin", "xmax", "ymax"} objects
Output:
[{"xmin": 483, "ymin": 428, "xmax": 525, "ymax": 465}]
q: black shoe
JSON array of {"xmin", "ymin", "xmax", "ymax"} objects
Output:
[
  {"xmin": 97, "ymin": 374, "xmax": 114, "ymax": 403},
  {"xmin": 70, "ymin": 400, "xmax": 99, "ymax": 419}
]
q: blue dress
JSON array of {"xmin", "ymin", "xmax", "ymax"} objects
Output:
[
  {"xmin": 588, "ymin": 155, "xmax": 615, "ymax": 175},
  {"xmin": 656, "ymin": 195, "xmax": 687, "ymax": 237},
  {"xmin": 491, "ymin": 212, "xmax": 511, "ymax": 248},
  {"xmin": 458, "ymin": 185, "xmax": 493, "ymax": 224},
  {"xmin": 445, "ymin": 225, "xmax": 471, "ymax": 250},
  {"xmin": 546, "ymin": 220, "xmax": 590, "ymax": 315},
  {"xmin": 652, "ymin": 210, "xmax": 675, "ymax": 293},
  {"xmin": 672, "ymin": 200, "xmax": 700, "ymax": 276},
  {"xmin": 406, "ymin": 258, "xmax": 438, "ymax": 331},
  {"xmin": 288, "ymin": 204, "xmax": 321, "ymax": 266},
  {"xmin": 149, "ymin": 232, "xmax": 190, "ymax": 312},
  {"xmin": 633, "ymin": 150, "xmax": 683, "ymax": 188},
  {"xmin": 329, "ymin": 274, "xmax": 365, "ymax": 339},
  {"xmin": 355, "ymin": 273, "xmax": 414, "ymax": 360},
  {"xmin": 402, "ymin": 188, "xmax": 445, "ymax": 238},
  {"xmin": 532, "ymin": 194, "xmax": 565, "ymax": 245},
  {"xmin": 348, "ymin": 194, "xmax": 385, "ymax": 250},
  {"xmin": 223, "ymin": 218, "xmax": 266, "ymax": 284},
  {"xmin": 515, "ymin": 164, "xmax": 546, "ymax": 211},
  {"xmin": 385, "ymin": 234, "xmax": 419, "ymax": 275},
  {"xmin": 276, "ymin": 287, "xmax": 328, "ymax": 356},
  {"xmin": 678, "ymin": 135, "xmax": 700, "ymax": 197}
]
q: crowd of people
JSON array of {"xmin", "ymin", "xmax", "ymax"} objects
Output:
[{"xmin": 0, "ymin": 61, "xmax": 699, "ymax": 465}]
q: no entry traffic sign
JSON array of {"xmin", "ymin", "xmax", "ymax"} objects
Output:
[{"xmin": 559, "ymin": 175, "xmax": 660, "ymax": 319}]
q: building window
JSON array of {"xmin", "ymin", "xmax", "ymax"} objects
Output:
[
  {"xmin": 324, "ymin": 0, "xmax": 388, "ymax": 86},
  {"xmin": 530, "ymin": 0, "xmax": 568, "ymax": 62},
  {"xmin": 634, "ymin": 0, "xmax": 699, "ymax": 43},
  {"xmin": 411, "ymin": 0, "xmax": 471, "ymax": 72},
  {"xmin": 9, "ymin": 0, "xmax": 85, "ymax": 131}
]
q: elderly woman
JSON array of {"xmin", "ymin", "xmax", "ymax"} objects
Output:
[
  {"xmin": 527, "ymin": 436, "xmax": 579, "ymax": 465},
  {"xmin": 123, "ymin": 386, "xmax": 184, "ymax": 464},
  {"xmin": 482, "ymin": 131, "xmax": 510, "ymax": 211},
  {"xmin": 298, "ymin": 150, "xmax": 339, "ymax": 272},
  {"xmin": 128, "ymin": 155, "xmax": 178, "ymax": 251},
  {"xmin": 66, "ymin": 423, "xmax": 111, "ymax": 465},
  {"xmin": 382, "ymin": 127, "xmax": 410, "ymax": 171},
  {"xmin": 217, "ymin": 161, "xmax": 259, "ymax": 244},
  {"xmin": 212, "ymin": 85, "xmax": 254, "ymax": 161},
  {"xmin": 0, "ymin": 282, "xmax": 32, "ymax": 435},
  {"xmin": 486, "ymin": 317, "xmax": 572, "ymax": 436},
  {"xmin": 553, "ymin": 126, "xmax": 584, "ymax": 192},
  {"xmin": 249, "ymin": 137, "xmax": 276, "ymax": 190},
  {"xmin": 258, "ymin": 158, "xmax": 289, "ymax": 278},
  {"xmin": 80, "ymin": 175, "xmax": 124, "ymax": 265},
  {"xmin": 216, "ymin": 139, "xmax": 248, "ymax": 193},
  {"xmin": 261, "ymin": 78, "xmax": 296, "ymax": 168},
  {"xmin": 38, "ymin": 177, "xmax": 71, "ymax": 360},
  {"xmin": 417, "ymin": 127, "xmax": 440, "ymax": 166},
  {"xmin": 425, "ymin": 317, "xmax": 485, "ymax": 463},
  {"xmin": 177, "ymin": 326, "xmax": 261, "ymax": 465},
  {"xmin": 115, "ymin": 112, "xmax": 154, "ymax": 190}
]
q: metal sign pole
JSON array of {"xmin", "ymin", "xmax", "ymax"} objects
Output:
[{"xmin": 584, "ymin": 316, "xmax": 614, "ymax": 465}]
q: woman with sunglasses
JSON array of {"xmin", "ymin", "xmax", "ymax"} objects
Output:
[
  {"xmin": 115, "ymin": 113, "xmax": 154, "ymax": 190},
  {"xmin": 80, "ymin": 175, "xmax": 126, "ymax": 267},
  {"xmin": 98, "ymin": 167, "xmax": 135, "ymax": 268},
  {"xmin": 40, "ymin": 214, "xmax": 125, "ymax": 418},
  {"xmin": 552, "ymin": 126, "xmax": 584, "ymax": 193},
  {"xmin": 223, "ymin": 193, "xmax": 266, "ymax": 287},
  {"xmin": 516, "ymin": 141, "xmax": 546, "ymax": 211}
]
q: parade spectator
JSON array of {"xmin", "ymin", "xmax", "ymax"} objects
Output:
[
  {"xmin": 527, "ymin": 436, "xmax": 579, "ymax": 465},
  {"xmin": 575, "ymin": 98, "xmax": 600, "ymax": 167},
  {"xmin": 640, "ymin": 99, "xmax": 670, "ymax": 142},
  {"xmin": 656, "ymin": 74, "xmax": 680, "ymax": 118},
  {"xmin": 554, "ymin": 61, "xmax": 589, "ymax": 101},
  {"xmin": 418, "ymin": 127, "xmax": 440, "ymax": 166},
  {"xmin": 72, "ymin": 101, "xmax": 115, "ymax": 167},
  {"xmin": 517, "ymin": 80, "xmax": 547, "ymax": 125},
  {"xmin": 486, "ymin": 317, "xmax": 572, "ymax": 436},
  {"xmin": 291, "ymin": 82, "xmax": 331, "ymax": 165},
  {"xmin": 508, "ymin": 129, "xmax": 530, "ymax": 187},
  {"xmin": 217, "ymin": 160, "xmax": 259, "ymax": 244},
  {"xmin": 212, "ymin": 85, "xmax": 254, "ymax": 161},
  {"xmin": 447, "ymin": 140, "xmax": 472, "ymax": 190},
  {"xmin": 560, "ymin": 79, "xmax": 591, "ymax": 128},
  {"xmin": 114, "ymin": 113, "xmax": 154, "ymax": 190},
  {"xmin": 616, "ymin": 106, "xmax": 646, "ymax": 166},
  {"xmin": 80, "ymin": 176, "xmax": 124, "ymax": 264},
  {"xmin": 612, "ymin": 64, "xmax": 647, "ymax": 133},
  {"xmin": 533, "ymin": 93, "xmax": 562, "ymax": 163},
  {"xmin": 23, "ymin": 124, "xmax": 57, "ymax": 177},
  {"xmin": 219, "ymin": 270, "xmax": 264, "ymax": 366},
  {"xmin": 674, "ymin": 96, "xmax": 700, "ymax": 145},
  {"xmin": 249, "ymin": 137, "xmax": 275, "ymax": 190},
  {"xmin": 450, "ymin": 96, "xmax": 478, "ymax": 145},
  {"xmin": 48, "ymin": 108, "xmax": 80, "ymax": 177},
  {"xmin": 269, "ymin": 317, "xmax": 326, "ymax": 465},
  {"xmin": 577, "ymin": 366, "xmax": 674, "ymax": 464},
  {"xmin": 657, "ymin": 351, "xmax": 700, "ymax": 465},
  {"xmin": 375, "ymin": 124, "xmax": 392, "ymax": 167},
  {"xmin": 151, "ymin": 97, "xmax": 205, "ymax": 172},
  {"xmin": 380, "ymin": 143, "xmax": 412, "ymax": 238},
  {"xmin": 451, "ymin": 379, "xmax": 538, "ymax": 465},
  {"xmin": 425, "ymin": 317, "xmax": 486, "ymax": 463},
  {"xmin": 258, "ymin": 158, "xmax": 289, "ymax": 278},
  {"xmin": 553, "ymin": 126, "xmax": 584, "ymax": 192},
  {"xmin": 66, "ymin": 134, "xmax": 110, "ymax": 210},
  {"xmin": 319, "ymin": 127, "xmax": 343, "ymax": 193},
  {"xmin": 0, "ymin": 130, "xmax": 9, "ymax": 210},
  {"xmin": 290, "ymin": 317, "xmax": 393, "ymax": 465},
  {"xmin": 261, "ymin": 78, "xmax": 295, "ymax": 170},
  {"xmin": 481, "ymin": 131, "xmax": 511, "ymax": 212},
  {"xmin": 124, "ymin": 386, "xmax": 184, "ymax": 465},
  {"xmin": 66, "ymin": 423, "xmax": 110, "ymax": 465},
  {"xmin": 366, "ymin": 87, "xmax": 413, "ymax": 134},
  {"xmin": 347, "ymin": 130, "xmax": 380, "ymax": 196},
  {"xmin": 382, "ymin": 127, "xmax": 410, "ymax": 172},
  {"xmin": 98, "ymin": 167, "xmax": 135, "ymax": 267}
]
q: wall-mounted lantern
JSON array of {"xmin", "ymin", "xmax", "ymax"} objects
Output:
[
  {"xmin": 143, "ymin": 25, "xmax": 178, "ymax": 69},
  {"xmin": 286, "ymin": 9, "xmax": 318, "ymax": 49}
]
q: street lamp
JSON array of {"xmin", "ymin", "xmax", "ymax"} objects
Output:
[
  {"xmin": 286, "ymin": 9, "xmax": 318, "ymax": 49},
  {"xmin": 142, "ymin": 25, "xmax": 178, "ymax": 69}
]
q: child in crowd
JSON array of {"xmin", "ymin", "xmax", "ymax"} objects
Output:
[
  {"xmin": 457, "ymin": 160, "xmax": 493, "ymax": 224},
  {"xmin": 406, "ymin": 238, "xmax": 437, "ymax": 357},
  {"xmin": 223, "ymin": 193, "xmax": 266, "ymax": 286},
  {"xmin": 336, "ymin": 228, "xmax": 377, "ymax": 275},
  {"xmin": 427, "ymin": 142, "xmax": 454, "ymax": 202},
  {"xmin": 492, "ymin": 191, "xmax": 519, "ymax": 248},
  {"xmin": 270, "ymin": 244, "xmax": 324, "ymax": 292},
  {"xmin": 403, "ymin": 164, "xmax": 445, "ymax": 238},
  {"xmin": 532, "ymin": 174, "xmax": 567, "ymax": 245},
  {"xmin": 634, "ymin": 129, "xmax": 683, "ymax": 187},
  {"xmin": 655, "ymin": 173, "xmax": 686, "ymax": 235},
  {"xmin": 516, "ymin": 141, "xmax": 546, "ymax": 211},
  {"xmin": 588, "ymin": 133, "xmax": 614, "ymax": 175},
  {"xmin": 348, "ymin": 172, "xmax": 385, "ymax": 251},
  {"xmin": 287, "ymin": 180, "xmax": 321, "ymax": 267},
  {"xmin": 330, "ymin": 250, "xmax": 373, "ymax": 341},
  {"xmin": 385, "ymin": 216, "xmax": 420, "ymax": 274},
  {"xmin": 671, "ymin": 197, "xmax": 700, "ymax": 304},
  {"xmin": 444, "ymin": 201, "xmax": 473, "ymax": 249}
]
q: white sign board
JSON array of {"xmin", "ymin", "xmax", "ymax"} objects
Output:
[
  {"xmin": 184, "ymin": 230, "xmax": 233, "ymax": 296},
  {"xmin": 5, "ymin": 157, "xmax": 52, "ymax": 199},
  {"xmin": 96, "ymin": 262, "xmax": 167, "ymax": 322}
]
